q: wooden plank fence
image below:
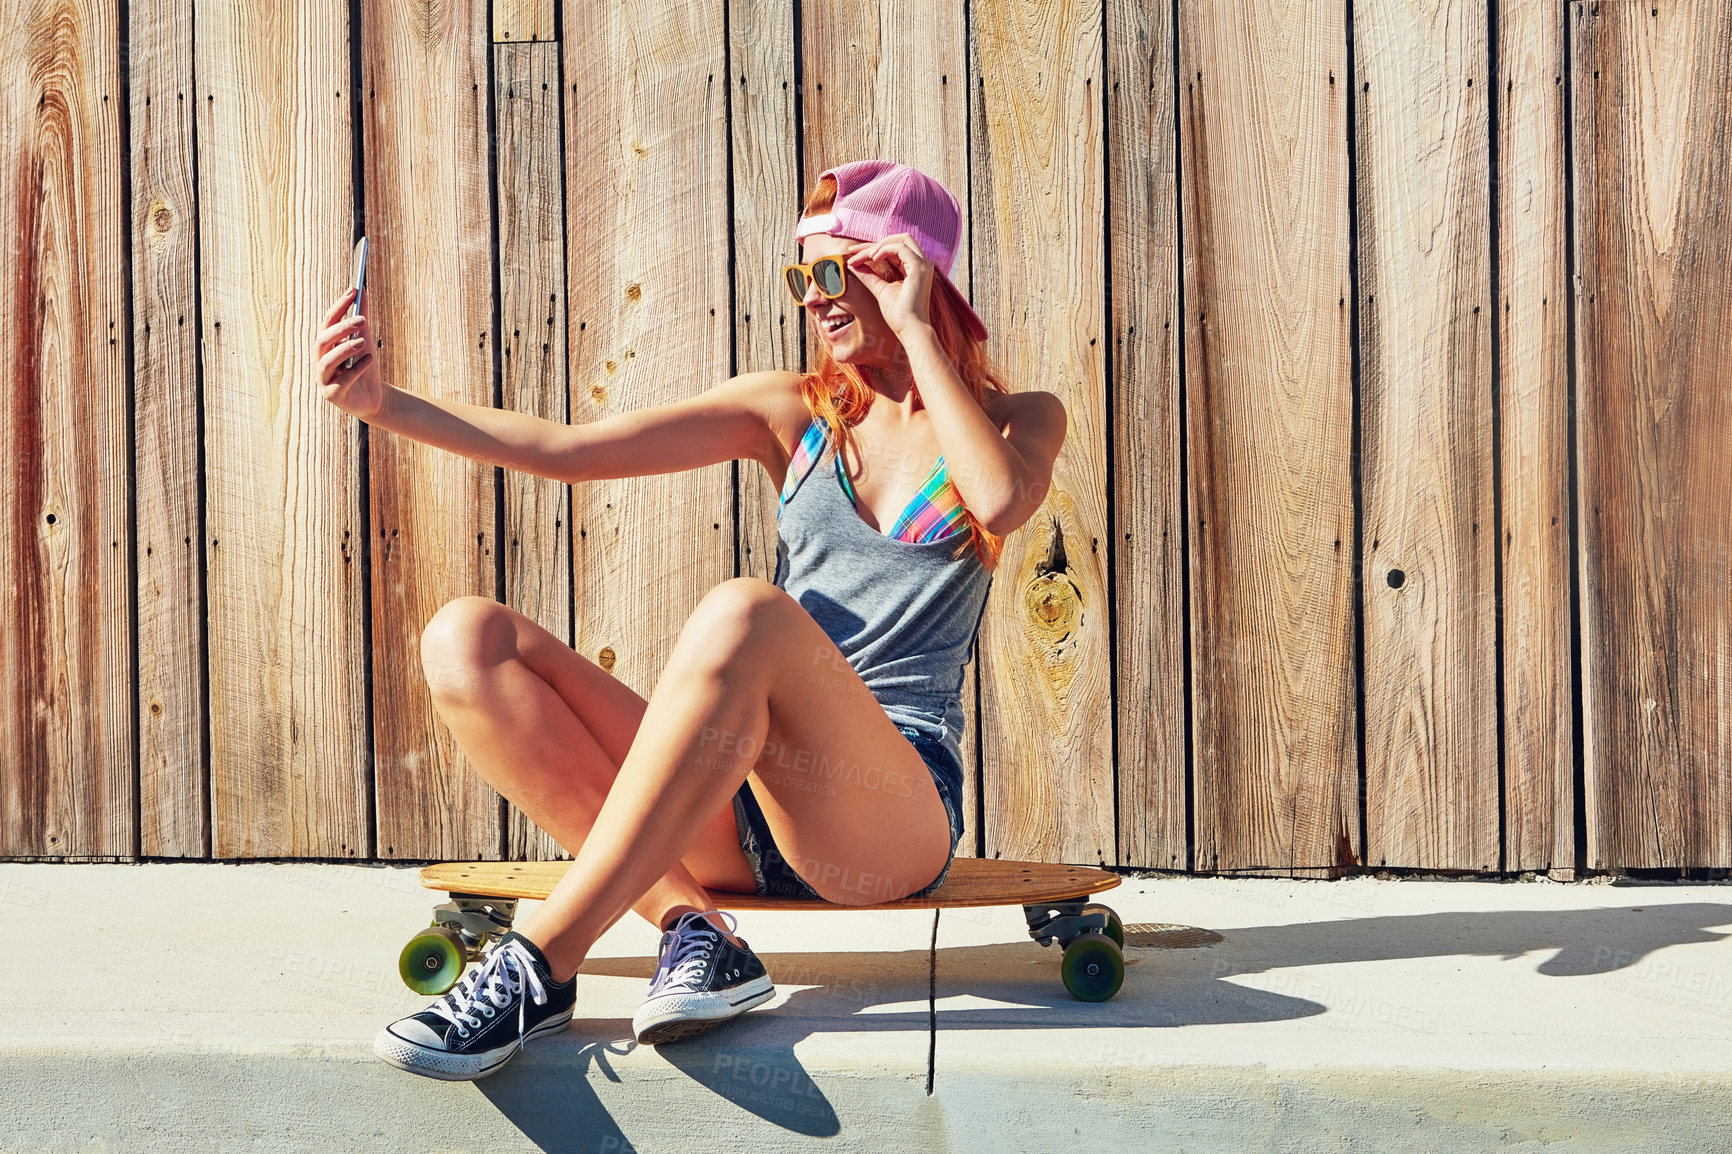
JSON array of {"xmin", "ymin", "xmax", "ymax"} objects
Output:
[
  {"xmin": 1575, "ymin": 1, "xmax": 1732, "ymax": 870},
  {"xmin": 3, "ymin": 1, "xmax": 1729, "ymax": 876}
]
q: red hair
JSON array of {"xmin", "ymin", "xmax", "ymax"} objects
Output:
[{"xmin": 795, "ymin": 175, "xmax": 1012, "ymax": 571}]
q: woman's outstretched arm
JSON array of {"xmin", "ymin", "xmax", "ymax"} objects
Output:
[
  {"xmin": 363, "ymin": 365, "xmax": 803, "ymax": 478},
  {"xmin": 316, "ymin": 286, "xmax": 805, "ymax": 483},
  {"xmin": 363, "ymin": 369, "xmax": 802, "ymax": 484}
]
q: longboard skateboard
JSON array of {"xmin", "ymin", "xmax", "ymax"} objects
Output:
[{"xmin": 401, "ymin": 857, "xmax": 1127, "ymax": 1002}]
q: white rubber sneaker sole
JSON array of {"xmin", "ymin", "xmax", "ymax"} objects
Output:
[
  {"xmin": 632, "ymin": 975, "xmax": 776, "ymax": 1045},
  {"xmin": 373, "ymin": 1007, "xmax": 574, "ymax": 1081}
]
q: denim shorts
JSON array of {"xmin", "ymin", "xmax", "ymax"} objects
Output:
[{"xmin": 731, "ymin": 725, "xmax": 965, "ymax": 901}]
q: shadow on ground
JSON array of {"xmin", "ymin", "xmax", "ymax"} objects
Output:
[{"xmin": 478, "ymin": 901, "xmax": 1732, "ymax": 1149}]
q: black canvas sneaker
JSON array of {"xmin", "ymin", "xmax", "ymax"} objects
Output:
[
  {"xmin": 374, "ymin": 930, "xmax": 575, "ymax": 1080},
  {"xmin": 632, "ymin": 910, "xmax": 776, "ymax": 1045}
]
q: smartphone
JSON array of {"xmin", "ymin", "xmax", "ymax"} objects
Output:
[{"xmin": 342, "ymin": 235, "xmax": 368, "ymax": 370}]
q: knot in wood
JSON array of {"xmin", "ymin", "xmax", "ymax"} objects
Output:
[
  {"xmin": 1024, "ymin": 574, "xmax": 1078, "ymax": 637},
  {"xmin": 597, "ymin": 646, "xmax": 617, "ymax": 673}
]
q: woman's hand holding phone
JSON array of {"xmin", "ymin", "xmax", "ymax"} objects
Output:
[{"xmin": 317, "ymin": 283, "xmax": 385, "ymax": 421}]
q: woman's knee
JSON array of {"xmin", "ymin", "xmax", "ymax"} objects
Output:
[
  {"xmin": 674, "ymin": 577, "xmax": 792, "ymax": 674},
  {"xmin": 419, "ymin": 596, "xmax": 516, "ymax": 696}
]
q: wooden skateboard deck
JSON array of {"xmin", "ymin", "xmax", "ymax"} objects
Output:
[
  {"xmin": 419, "ymin": 856, "xmax": 1120, "ymax": 910},
  {"xmin": 402, "ymin": 858, "xmax": 1129, "ymax": 1001}
]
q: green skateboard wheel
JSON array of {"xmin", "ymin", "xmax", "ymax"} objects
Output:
[
  {"xmin": 1060, "ymin": 930, "xmax": 1124, "ymax": 1002},
  {"xmin": 1082, "ymin": 903, "xmax": 1125, "ymax": 949},
  {"xmin": 399, "ymin": 925, "xmax": 466, "ymax": 996}
]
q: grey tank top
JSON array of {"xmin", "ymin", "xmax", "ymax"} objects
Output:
[{"xmin": 771, "ymin": 416, "xmax": 994, "ymax": 779}]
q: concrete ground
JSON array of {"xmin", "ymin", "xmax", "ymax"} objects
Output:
[{"xmin": 4, "ymin": 862, "xmax": 1732, "ymax": 1153}]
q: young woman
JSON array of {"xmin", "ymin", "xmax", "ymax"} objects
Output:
[{"xmin": 315, "ymin": 160, "xmax": 1066, "ymax": 1080}]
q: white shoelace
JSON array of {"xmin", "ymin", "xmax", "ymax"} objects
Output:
[
  {"xmin": 653, "ymin": 910, "xmax": 740, "ymax": 993},
  {"xmin": 430, "ymin": 937, "xmax": 550, "ymax": 1046}
]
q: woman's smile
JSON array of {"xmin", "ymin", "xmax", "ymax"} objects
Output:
[{"xmin": 821, "ymin": 312, "xmax": 856, "ymax": 338}]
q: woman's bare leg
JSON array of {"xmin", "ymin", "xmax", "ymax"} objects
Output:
[
  {"xmin": 418, "ymin": 597, "xmax": 759, "ymax": 935},
  {"xmin": 516, "ymin": 576, "xmax": 954, "ymax": 982}
]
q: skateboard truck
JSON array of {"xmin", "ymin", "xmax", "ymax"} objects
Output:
[
  {"xmin": 396, "ymin": 894, "xmax": 518, "ymax": 996},
  {"xmin": 434, "ymin": 894, "xmax": 518, "ymax": 946},
  {"xmin": 1023, "ymin": 901, "xmax": 1119, "ymax": 948},
  {"xmin": 1023, "ymin": 900, "xmax": 1127, "ymax": 1002}
]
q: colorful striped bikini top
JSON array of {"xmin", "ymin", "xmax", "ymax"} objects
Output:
[{"xmin": 778, "ymin": 416, "xmax": 970, "ymax": 544}]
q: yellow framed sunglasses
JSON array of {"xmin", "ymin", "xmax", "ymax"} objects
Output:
[{"xmin": 782, "ymin": 254, "xmax": 848, "ymax": 303}]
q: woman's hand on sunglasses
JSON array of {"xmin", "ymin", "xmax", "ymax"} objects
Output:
[{"xmin": 846, "ymin": 233, "xmax": 934, "ymax": 339}]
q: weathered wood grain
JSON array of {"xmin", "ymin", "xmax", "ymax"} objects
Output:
[
  {"xmin": 1357, "ymin": 0, "xmax": 1497, "ymax": 870},
  {"xmin": 1180, "ymin": 0, "xmax": 1358, "ymax": 872},
  {"xmin": 197, "ymin": 0, "xmax": 368, "ymax": 856},
  {"xmin": 800, "ymin": 0, "xmax": 969, "ymax": 199},
  {"xmin": 971, "ymin": 0, "xmax": 1114, "ymax": 865},
  {"xmin": 1498, "ymin": 0, "xmax": 1573, "ymax": 871},
  {"xmin": 563, "ymin": 5, "xmax": 733, "ymax": 709},
  {"xmin": 492, "ymin": 0, "xmax": 552, "ymax": 44},
  {"xmin": 801, "ymin": 1, "xmax": 983, "ymax": 855},
  {"xmin": 130, "ymin": 0, "xmax": 204, "ymax": 856},
  {"xmin": 16, "ymin": 3, "xmax": 1732, "ymax": 876},
  {"xmin": 363, "ymin": 0, "xmax": 503, "ymax": 860},
  {"xmin": 1107, "ymin": 0, "xmax": 1185, "ymax": 870},
  {"xmin": 0, "ymin": 0, "xmax": 132, "ymax": 857},
  {"xmin": 1574, "ymin": 1, "xmax": 1732, "ymax": 869},
  {"xmin": 496, "ymin": 43, "xmax": 572, "ymax": 862},
  {"xmin": 729, "ymin": 0, "xmax": 799, "ymax": 592}
]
